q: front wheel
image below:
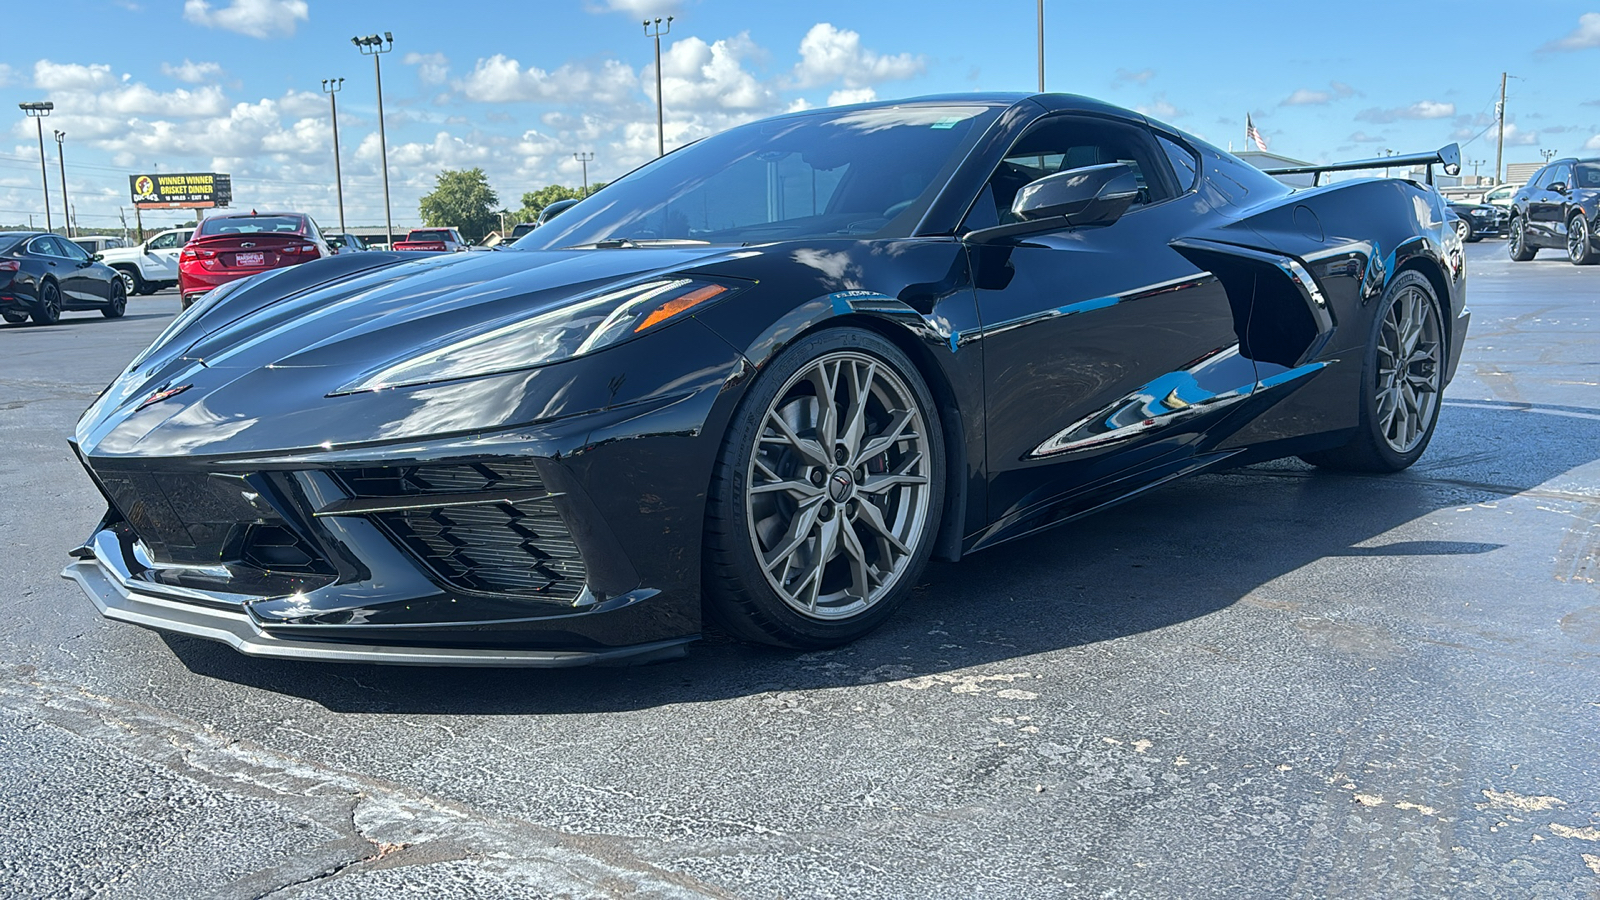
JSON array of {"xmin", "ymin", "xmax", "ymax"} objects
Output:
[
  {"xmin": 1453, "ymin": 218, "xmax": 1472, "ymax": 243},
  {"xmin": 32, "ymin": 282, "xmax": 61, "ymax": 326},
  {"xmin": 1568, "ymin": 213, "xmax": 1598, "ymax": 266},
  {"xmin": 101, "ymin": 279, "xmax": 127, "ymax": 318},
  {"xmin": 704, "ymin": 328, "xmax": 945, "ymax": 649},
  {"xmin": 1300, "ymin": 270, "xmax": 1445, "ymax": 473},
  {"xmin": 1508, "ymin": 216, "xmax": 1537, "ymax": 261}
]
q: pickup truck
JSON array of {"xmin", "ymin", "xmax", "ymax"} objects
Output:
[
  {"xmin": 99, "ymin": 227, "xmax": 194, "ymax": 295},
  {"xmin": 392, "ymin": 228, "xmax": 468, "ymax": 252}
]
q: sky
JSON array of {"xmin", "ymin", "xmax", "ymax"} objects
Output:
[{"xmin": 2, "ymin": 0, "xmax": 1598, "ymax": 234}]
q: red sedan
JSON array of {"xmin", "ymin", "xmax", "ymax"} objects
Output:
[{"xmin": 178, "ymin": 212, "xmax": 332, "ymax": 308}]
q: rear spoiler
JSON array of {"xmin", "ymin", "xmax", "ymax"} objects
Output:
[{"xmin": 1262, "ymin": 143, "xmax": 1462, "ymax": 187}]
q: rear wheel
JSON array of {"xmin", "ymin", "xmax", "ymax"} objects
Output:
[
  {"xmin": 1567, "ymin": 213, "xmax": 1598, "ymax": 266},
  {"xmin": 704, "ymin": 328, "xmax": 944, "ymax": 649},
  {"xmin": 32, "ymin": 282, "xmax": 61, "ymax": 326},
  {"xmin": 1300, "ymin": 270, "xmax": 1444, "ymax": 473},
  {"xmin": 1508, "ymin": 215, "xmax": 1537, "ymax": 261},
  {"xmin": 101, "ymin": 279, "xmax": 127, "ymax": 318}
]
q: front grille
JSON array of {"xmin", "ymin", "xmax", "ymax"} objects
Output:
[{"xmin": 334, "ymin": 460, "xmax": 587, "ymax": 603}]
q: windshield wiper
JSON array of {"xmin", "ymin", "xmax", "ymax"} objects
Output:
[{"xmin": 567, "ymin": 239, "xmax": 713, "ymax": 249}]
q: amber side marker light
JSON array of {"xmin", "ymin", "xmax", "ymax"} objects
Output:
[{"xmin": 635, "ymin": 283, "xmax": 728, "ymax": 333}]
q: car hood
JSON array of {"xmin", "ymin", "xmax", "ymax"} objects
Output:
[{"xmin": 76, "ymin": 245, "xmax": 754, "ymax": 457}]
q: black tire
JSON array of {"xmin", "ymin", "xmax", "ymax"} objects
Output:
[
  {"xmin": 114, "ymin": 267, "xmax": 144, "ymax": 296},
  {"xmin": 1453, "ymin": 217, "xmax": 1474, "ymax": 243},
  {"xmin": 101, "ymin": 279, "xmax": 127, "ymax": 318},
  {"xmin": 32, "ymin": 281, "xmax": 61, "ymax": 326},
  {"xmin": 1300, "ymin": 270, "xmax": 1445, "ymax": 473},
  {"xmin": 1567, "ymin": 213, "xmax": 1598, "ymax": 266},
  {"xmin": 1508, "ymin": 215, "xmax": 1537, "ymax": 261},
  {"xmin": 704, "ymin": 327, "xmax": 945, "ymax": 649},
  {"xmin": 2, "ymin": 313, "xmax": 26, "ymax": 325}
]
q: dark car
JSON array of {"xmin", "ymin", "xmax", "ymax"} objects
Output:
[
  {"xmin": 1446, "ymin": 201, "xmax": 1506, "ymax": 242},
  {"xmin": 1, "ymin": 232, "xmax": 128, "ymax": 326},
  {"xmin": 178, "ymin": 212, "xmax": 332, "ymax": 308},
  {"xmin": 326, "ymin": 233, "xmax": 369, "ymax": 254},
  {"xmin": 64, "ymin": 94, "xmax": 1469, "ymax": 666},
  {"xmin": 510, "ymin": 222, "xmax": 538, "ymax": 239},
  {"xmin": 536, "ymin": 198, "xmax": 578, "ymax": 225},
  {"xmin": 1507, "ymin": 157, "xmax": 1600, "ymax": 265}
]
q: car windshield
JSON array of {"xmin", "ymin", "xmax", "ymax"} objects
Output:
[
  {"xmin": 1575, "ymin": 163, "xmax": 1600, "ymax": 189},
  {"xmin": 198, "ymin": 216, "xmax": 305, "ymax": 236},
  {"xmin": 515, "ymin": 103, "xmax": 1005, "ymax": 249}
]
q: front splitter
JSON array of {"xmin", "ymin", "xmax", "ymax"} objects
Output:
[{"xmin": 61, "ymin": 558, "xmax": 693, "ymax": 668}]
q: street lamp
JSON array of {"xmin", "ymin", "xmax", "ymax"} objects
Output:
[
  {"xmin": 352, "ymin": 32, "xmax": 395, "ymax": 247},
  {"xmin": 1037, "ymin": 0, "xmax": 1045, "ymax": 93},
  {"xmin": 573, "ymin": 152, "xmax": 594, "ymax": 197},
  {"xmin": 19, "ymin": 102, "xmax": 54, "ymax": 233},
  {"xmin": 644, "ymin": 17, "xmax": 673, "ymax": 157},
  {"xmin": 53, "ymin": 130, "xmax": 71, "ymax": 238},
  {"xmin": 321, "ymin": 78, "xmax": 346, "ymax": 235},
  {"xmin": 1539, "ymin": 148, "xmax": 1558, "ymax": 163}
]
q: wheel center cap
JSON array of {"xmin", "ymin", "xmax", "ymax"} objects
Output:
[{"xmin": 827, "ymin": 468, "xmax": 855, "ymax": 502}]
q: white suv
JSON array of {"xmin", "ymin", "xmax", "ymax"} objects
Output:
[{"xmin": 99, "ymin": 228, "xmax": 194, "ymax": 295}]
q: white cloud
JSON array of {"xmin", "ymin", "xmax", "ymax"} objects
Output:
[
  {"xmin": 658, "ymin": 33, "xmax": 777, "ymax": 111},
  {"xmin": 1112, "ymin": 68, "xmax": 1154, "ymax": 86},
  {"xmin": 34, "ymin": 60, "xmax": 117, "ymax": 92},
  {"xmin": 161, "ymin": 60, "xmax": 224, "ymax": 83},
  {"xmin": 1585, "ymin": 134, "xmax": 1600, "ymax": 151},
  {"xmin": 1135, "ymin": 94, "xmax": 1184, "ymax": 120},
  {"xmin": 183, "ymin": 0, "xmax": 308, "ymax": 38},
  {"xmin": 456, "ymin": 55, "xmax": 637, "ymax": 105},
  {"xmin": 592, "ymin": 0, "xmax": 679, "ymax": 16},
  {"xmin": 827, "ymin": 87, "xmax": 876, "ymax": 107},
  {"xmin": 1283, "ymin": 88, "xmax": 1330, "ymax": 106},
  {"xmin": 0, "ymin": 64, "xmax": 15, "ymax": 88},
  {"xmin": 404, "ymin": 52, "xmax": 450, "ymax": 86},
  {"xmin": 793, "ymin": 23, "xmax": 923, "ymax": 89},
  {"xmin": 1545, "ymin": 12, "xmax": 1600, "ymax": 51},
  {"xmin": 1348, "ymin": 131, "xmax": 1384, "ymax": 143},
  {"xmin": 1356, "ymin": 100, "xmax": 1455, "ymax": 123}
]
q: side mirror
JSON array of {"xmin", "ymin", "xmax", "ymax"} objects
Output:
[
  {"xmin": 1549, "ymin": 182, "xmax": 1568, "ymax": 193},
  {"xmin": 965, "ymin": 163, "xmax": 1141, "ymax": 245},
  {"xmin": 92, "ymin": 253, "xmax": 104, "ymax": 261}
]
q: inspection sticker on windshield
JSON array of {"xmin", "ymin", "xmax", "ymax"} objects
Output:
[{"xmin": 931, "ymin": 116, "xmax": 963, "ymax": 129}]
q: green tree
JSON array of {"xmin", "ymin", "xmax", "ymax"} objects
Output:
[
  {"xmin": 515, "ymin": 184, "xmax": 582, "ymax": 224},
  {"xmin": 418, "ymin": 168, "xmax": 500, "ymax": 242}
]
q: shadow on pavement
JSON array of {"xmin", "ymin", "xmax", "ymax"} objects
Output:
[{"xmin": 163, "ymin": 401, "xmax": 1598, "ymax": 714}]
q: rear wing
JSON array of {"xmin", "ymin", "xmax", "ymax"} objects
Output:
[{"xmin": 1262, "ymin": 143, "xmax": 1462, "ymax": 187}]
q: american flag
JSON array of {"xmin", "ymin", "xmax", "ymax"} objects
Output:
[{"xmin": 1246, "ymin": 114, "xmax": 1269, "ymax": 152}]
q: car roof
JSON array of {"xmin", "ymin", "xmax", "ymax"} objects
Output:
[
  {"xmin": 759, "ymin": 92, "xmax": 1149, "ymax": 125},
  {"xmin": 204, "ymin": 211, "xmax": 303, "ymax": 219}
]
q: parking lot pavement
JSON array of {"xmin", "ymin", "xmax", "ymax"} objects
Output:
[{"xmin": 1, "ymin": 244, "xmax": 1597, "ymax": 898}]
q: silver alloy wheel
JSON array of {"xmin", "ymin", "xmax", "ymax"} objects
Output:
[
  {"xmin": 1509, "ymin": 219, "xmax": 1525, "ymax": 257},
  {"xmin": 745, "ymin": 350, "xmax": 932, "ymax": 620},
  {"xmin": 1569, "ymin": 215, "xmax": 1590, "ymax": 262},
  {"xmin": 118, "ymin": 270, "xmax": 136, "ymax": 295},
  {"xmin": 1453, "ymin": 218, "xmax": 1469, "ymax": 241},
  {"xmin": 1374, "ymin": 284, "xmax": 1442, "ymax": 454}
]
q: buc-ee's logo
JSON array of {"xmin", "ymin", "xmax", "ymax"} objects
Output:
[{"xmin": 133, "ymin": 176, "xmax": 156, "ymax": 200}]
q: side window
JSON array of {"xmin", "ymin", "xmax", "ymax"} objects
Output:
[
  {"xmin": 58, "ymin": 238, "xmax": 90, "ymax": 262},
  {"xmin": 965, "ymin": 116, "xmax": 1174, "ymax": 230},
  {"xmin": 1157, "ymin": 135, "xmax": 1200, "ymax": 192},
  {"xmin": 27, "ymin": 237, "xmax": 61, "ymax": 257},
  {"xmin": 1549, "ymin": 164, "xmax": 1573, "ymax": 190},
  {"xmin": 148, "ymin": 232, "xmax": 178, "ymax": 250},
  {"xmin": 1531, "ymin": 167, "xmax": 1554, "ymax": 190}
]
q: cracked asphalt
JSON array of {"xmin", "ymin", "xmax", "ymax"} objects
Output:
[{"xmin": 2, "ymin": 246, "xmax": 1597, "ymax": 898}]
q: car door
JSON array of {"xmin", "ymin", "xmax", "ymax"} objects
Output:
[
  {"xmin": 1528, "ymin": 163, "xmax": 1571, "ymax": 242},
  {"xmin": 143, "ymin": 230, "xmax": 186, "ymax": 280},
  {"xmin": 52, "ymin": 236, "xmax": 111, "ymax": 304},
  {"xmin": 27, "ymin": 236, "xmax": 88, "ymax": 306},
  {"xmin": 965, "ymin": 114, "xmax": 1257, "ymax": 533}
]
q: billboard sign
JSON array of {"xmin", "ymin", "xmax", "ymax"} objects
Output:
[{"xmin": 129, "ymin": 172, "xmax": 232, "ymax": 209}]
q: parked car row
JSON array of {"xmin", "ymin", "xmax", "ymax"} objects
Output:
[
  {"xmin": 1507, "ymin": 157, "xmax": 1600, "ymax": 266},
  {"xmin": 0, "ymin": 232, "xmax": 127, "ymax": 325},
  {"xmin": 1446, "ymin": 200, "xmax": 1507, "ymax": 242}
]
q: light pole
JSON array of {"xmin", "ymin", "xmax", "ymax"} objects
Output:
[
  {"xmin": 644, "ymin": 17, "xmax": 673, "ymax": 157},
  {"xmin": 1539, "ymin": 148, "xmax": 1558, "ymax": 163},
  {"xmin": 53, "ymin": 130, "xmax": 71, "ymax": 238},
  {"xmin": 1037, "ymin": 0, "xmax": 1045, "ymax": 92},
  {"xmin": 1494, "ymin": 72, "xmax": 1508, "ymax": 184},
  {"xmin": 19, "ymin": 102, "xmax": 53, "ymax": 233},
  {"xmin": 322, "ymin": 77, "xmax": 347, "ymax": 235},
  {"xmin": 573, "ymin": 152, "xmax": 594, "ymax": 197},
  {"xmin": 353, "ymin": 32, "xmax": 395, "ymax": 246}
]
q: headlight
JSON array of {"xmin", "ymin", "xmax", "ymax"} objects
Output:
[{"xmin": 335, "ymin": 276, "xmax": 744, "ymax": 395}]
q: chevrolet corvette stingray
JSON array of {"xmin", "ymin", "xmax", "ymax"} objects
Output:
[{"xmin": 64, "ymin": 94, "xmax": 1469, "ymax": 665}]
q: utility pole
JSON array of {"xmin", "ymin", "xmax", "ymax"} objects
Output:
[
  {"xmin": 19, "ymin": 102, "xmax": 54, "ymax": 233},
  {"xmin": 353, "ymin": 33, "xmax": 395, "ymax": 246},
  {"xmin": 54, "ymin": 130, "xmax": 71, "ymax": 238},
  {"xmin": 322, "ymin": 78, "xmax": 347, "ymax": 234},
  {"xmin": 1494, "ymin": 71, "xmax": 1507, "ymax": 185},
  {"xmin": 644, "ymin": 17, "xmax": 673, "ymax": 157},
  {"xmin": 573, "ymin": 152, "xmax": 594, "ymax": 197},
  {"xmin": 1037, "ymin": 0, "xmax": 1045, "ymax": 92}
]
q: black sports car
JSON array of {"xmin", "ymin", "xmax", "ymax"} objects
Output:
[
  {"xmin": 1, "ymin": 232, "xmax": 129, "ymax": 325},
  {"xmin": 1445, "ymin": 200, "xmax": 1506, "ymax": 242},
  {"xmin": 1507, "ymin": 156, "xmax": 1600, "ymax": 265},
  {"xmin": 64, "ymin": 94, "xmax": 1469, "ymax": 665}
]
